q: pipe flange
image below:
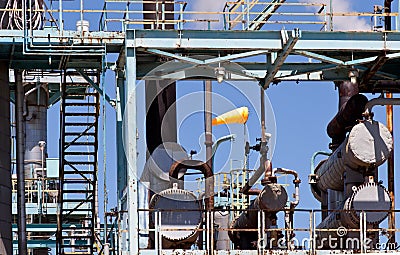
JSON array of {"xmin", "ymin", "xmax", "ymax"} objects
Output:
[
  {"xmin": 149, "ymin": 188, "xmax": 203, "ymax": 243},
  {"xmin": 347, "ymin": 182, "xmax": 391, "ymax": 225}
]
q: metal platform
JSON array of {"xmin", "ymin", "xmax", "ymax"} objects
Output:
[{"xmin": 2, "ymin": 0, "xmax": 400, "ymax": 254}]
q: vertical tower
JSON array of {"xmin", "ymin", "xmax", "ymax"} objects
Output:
[{"xmin": 0, "ymin": 61, "xmax": 12, "ymax": 255}]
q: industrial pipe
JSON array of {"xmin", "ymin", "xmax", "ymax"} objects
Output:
[
  {"xmin": 272, "ymin": 168, "xmax": 300, "ymax": 208},
  {"xmin": 327, "ymin": 94, "xmax": 368, "ymax": 142},
  {"xmin": 169, "ymin": 159, "xmax": 213, "ymax": 210},
  {"xmin": 315, "ymin": 120, "xmax": 392, "ymax": 192},
  {"xmin": 212, "ymin": 134, "xmax": 236, "ymax": 166},
  {"xmin": 229, "ymin": 183, "xmax": 288, "ymax": 248},
  {"xmin": 386, "ymin": 93, "xmax": 395, "ymax": 245},
  {"xmin": 310, "ymin": 151, "xmax": 331, "ymax": 174},
  {"xmin": 15, "ymin": 70, "xmax": 27, "ymax": 255},
  {"xmin": 204, "ymin": 80, "xmax": 214, "ymax": 212},
  {"xmin": 273, "ymin": 168, "xmax": 300, "ymax": 249},
  {"xmin": 364, "ymin": 97, "xmax": 400, "ymax": 118},
  {"xmin": 240, "ymin": 160, "xmax": 271, "ymax": 195}
]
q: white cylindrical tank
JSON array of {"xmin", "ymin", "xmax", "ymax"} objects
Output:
[{"xmin": 316, "ymin": 120, "xmax": 392, "ymax": 192}]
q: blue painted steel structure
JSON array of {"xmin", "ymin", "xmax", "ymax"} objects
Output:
[{"xmin": 2, "ymin": 0, "xmax": 400, "ymax": 254}]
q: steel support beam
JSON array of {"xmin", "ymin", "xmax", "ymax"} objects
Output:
[
  {"xmin": 15, "ymin": 70, "xmax": 27, "ymax": 255},
  {"xmin": 146, "ymin": 49, "xmax": 269, "ymax": 65},
  {"xmin": 359, "ymin": 55, "xmax": 389, "ymax": 86},
  {"xmin": 125, "ymin": 43, "xmax": 138, "ymax": 254},
  {"xmin": 131, "ymin": 30, "xmax": 400, "ymax": 51},
  {"xmin": 295, "ymin": 51, "xmax": 344, "ymax": 65},
  {"xmin": 76, "ymin": 69, "xmax": 115, "ymax": 108},
  {"xmin": 262, "ymin": 29, "xmax": 300, "ymax": 89}
]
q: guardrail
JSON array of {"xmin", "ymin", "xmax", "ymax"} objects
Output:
[{"xmin": 133, "ymin": 208, "xmax": 400, "ymax": 252}]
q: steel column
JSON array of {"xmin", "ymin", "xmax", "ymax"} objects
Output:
[
  {"xmin": 15, "ymin": 69, "xmax": 27, "ymax": 255},
  {"xmin": 386, "ymin": 92, "xmax": 395, "ymax": 245},
  {"xmin": 125, "ymin": 41, "xmax": 138, "ymax": 254}
]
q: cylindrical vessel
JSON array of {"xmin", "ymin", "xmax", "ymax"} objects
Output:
[
  {"xmin": 316, "ymin": 182, "xmax": 391, "ymax": 239},
  {"xmin": 214, "ymin": 210, "xmax": 230, "ymax": 250},
  {"xmin": 316, "ymin": 120, "xmax": 392, "ymax": 192},
  {"xmin": 149, "ymin": 187, "xmax": 203, "ymax": 248},
  {"xmin": 229, "ymin": 184, "xmax": 287, "ymax": 247},
  {"xmin": 24, "ymin": 84, "xmax": 47, "ymax": 179}
]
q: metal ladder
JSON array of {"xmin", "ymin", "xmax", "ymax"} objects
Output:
[{"xmin": 57, "ymin": 72, "xmax": 100, "ymax": 255}]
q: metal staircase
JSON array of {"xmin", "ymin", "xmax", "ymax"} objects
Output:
[{"xmin": 57, "ymin": 73, "xmax": 100, "ymax": 255}]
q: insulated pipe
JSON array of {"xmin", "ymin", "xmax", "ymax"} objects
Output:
[
  {"xmin": 15, "ymin": 70, "xmax": 27, "ymax": 255},
  {"xmin": 169, "ymin": 159, "xmax": 213, "ymax": 210},
  {"xmin": 327, "ymin": 94, "xmax": 368, "ymax": 142},
  {"xmin": 326, "ymin": 81, "xmax": 360, "ymax": 222},
  {"xmin": 316, "ymin": 120, "xmax": 393, "ymax": 192}
]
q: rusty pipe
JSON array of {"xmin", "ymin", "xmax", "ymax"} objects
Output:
[
  {"xmin": 273, "ymin": 168, "xmax": 300, "ymax": 208},
  {"xmin": 169, "ymin": 159, "xmax": 214, "ymax": 210},
  {"xmin": 386, "ymin": 93, "xmax": 395, "ymax": 244},
  {"xmin": 385, "ymin": 0, "xmax": 393, "ymax": 30},
  {"xmin": 327, "ymin": 94, "xmax": 368, "ymax": 141},
  {"xmin": 240, "ymin": 160, "xmax": 271, "ymax": 194}
]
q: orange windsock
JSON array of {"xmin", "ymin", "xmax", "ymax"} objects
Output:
[{"xmin": 212, "ymin": 107, "xmax": 249, "ymax": 126}]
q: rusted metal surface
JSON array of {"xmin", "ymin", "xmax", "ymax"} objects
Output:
[
  {"xmin": 386, "ymin": 92, "xmax": 396, "ymax": 244},
  {"xmin": 229, "ymin": 183, "xmax": 287, "ymax": 249},
  {"xmin": 327, "ymin": 81, "xmax": 368, "ymax": 145},
  {"xmin": 204, "ymin": 80, "xmax": 214, "ymax": 212},
  {"xmin": 169, "ymin": 159, "xmax": 214, "ymax": 210}
]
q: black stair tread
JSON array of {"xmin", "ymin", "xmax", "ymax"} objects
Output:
[
  {"xmin": 66, "ymin": 92, "xmax": 99, "ymax": 97},
  {"xmin": 63, "ymin": 171, "xmax": 96, "ymax": 175},
  {"xmin": 64, "ymin": 142, "xmax": 96, "ymax": 146},
  {"xmin": 63, "ymin": 179, "xmax": 95, "ymax": 183},
  {"xmin": 61, "ymin": 208, "xmax": 95, "ymax": 212},
  {"xmin": 62, "ymin": 199, "xmax": 95, "ymax": 202},
  {"xmin": 64, "ymin": 152, "xmax": 97, "ymax": 155},
  {"xmin": 65, "ymin": 113, "xmax": 98, "ymax": 116},
  {"xmin": 61, "ymin": 190, "xmax": 95, "ymax": 193},
  {"xmin": 64, "ymin": 103, "xmax": 97, "ymax": 106},
  {"xmin": 60, "ymin": 244, "xmax": 92, "ymax": 247},
  {"xmin": 64, "ymin": 132, "xmax": 96, "ymax": 136},
  {"xmin": 60, "ymin": 226, "xmax": 93, "ymax": 230},
  {"xmin": 64, "ymin": 161, "xmax": 96, "ymax": 165},
  {"xmin": 64, "ymin": 122, "xmax": 97, "ymax": 126}
]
